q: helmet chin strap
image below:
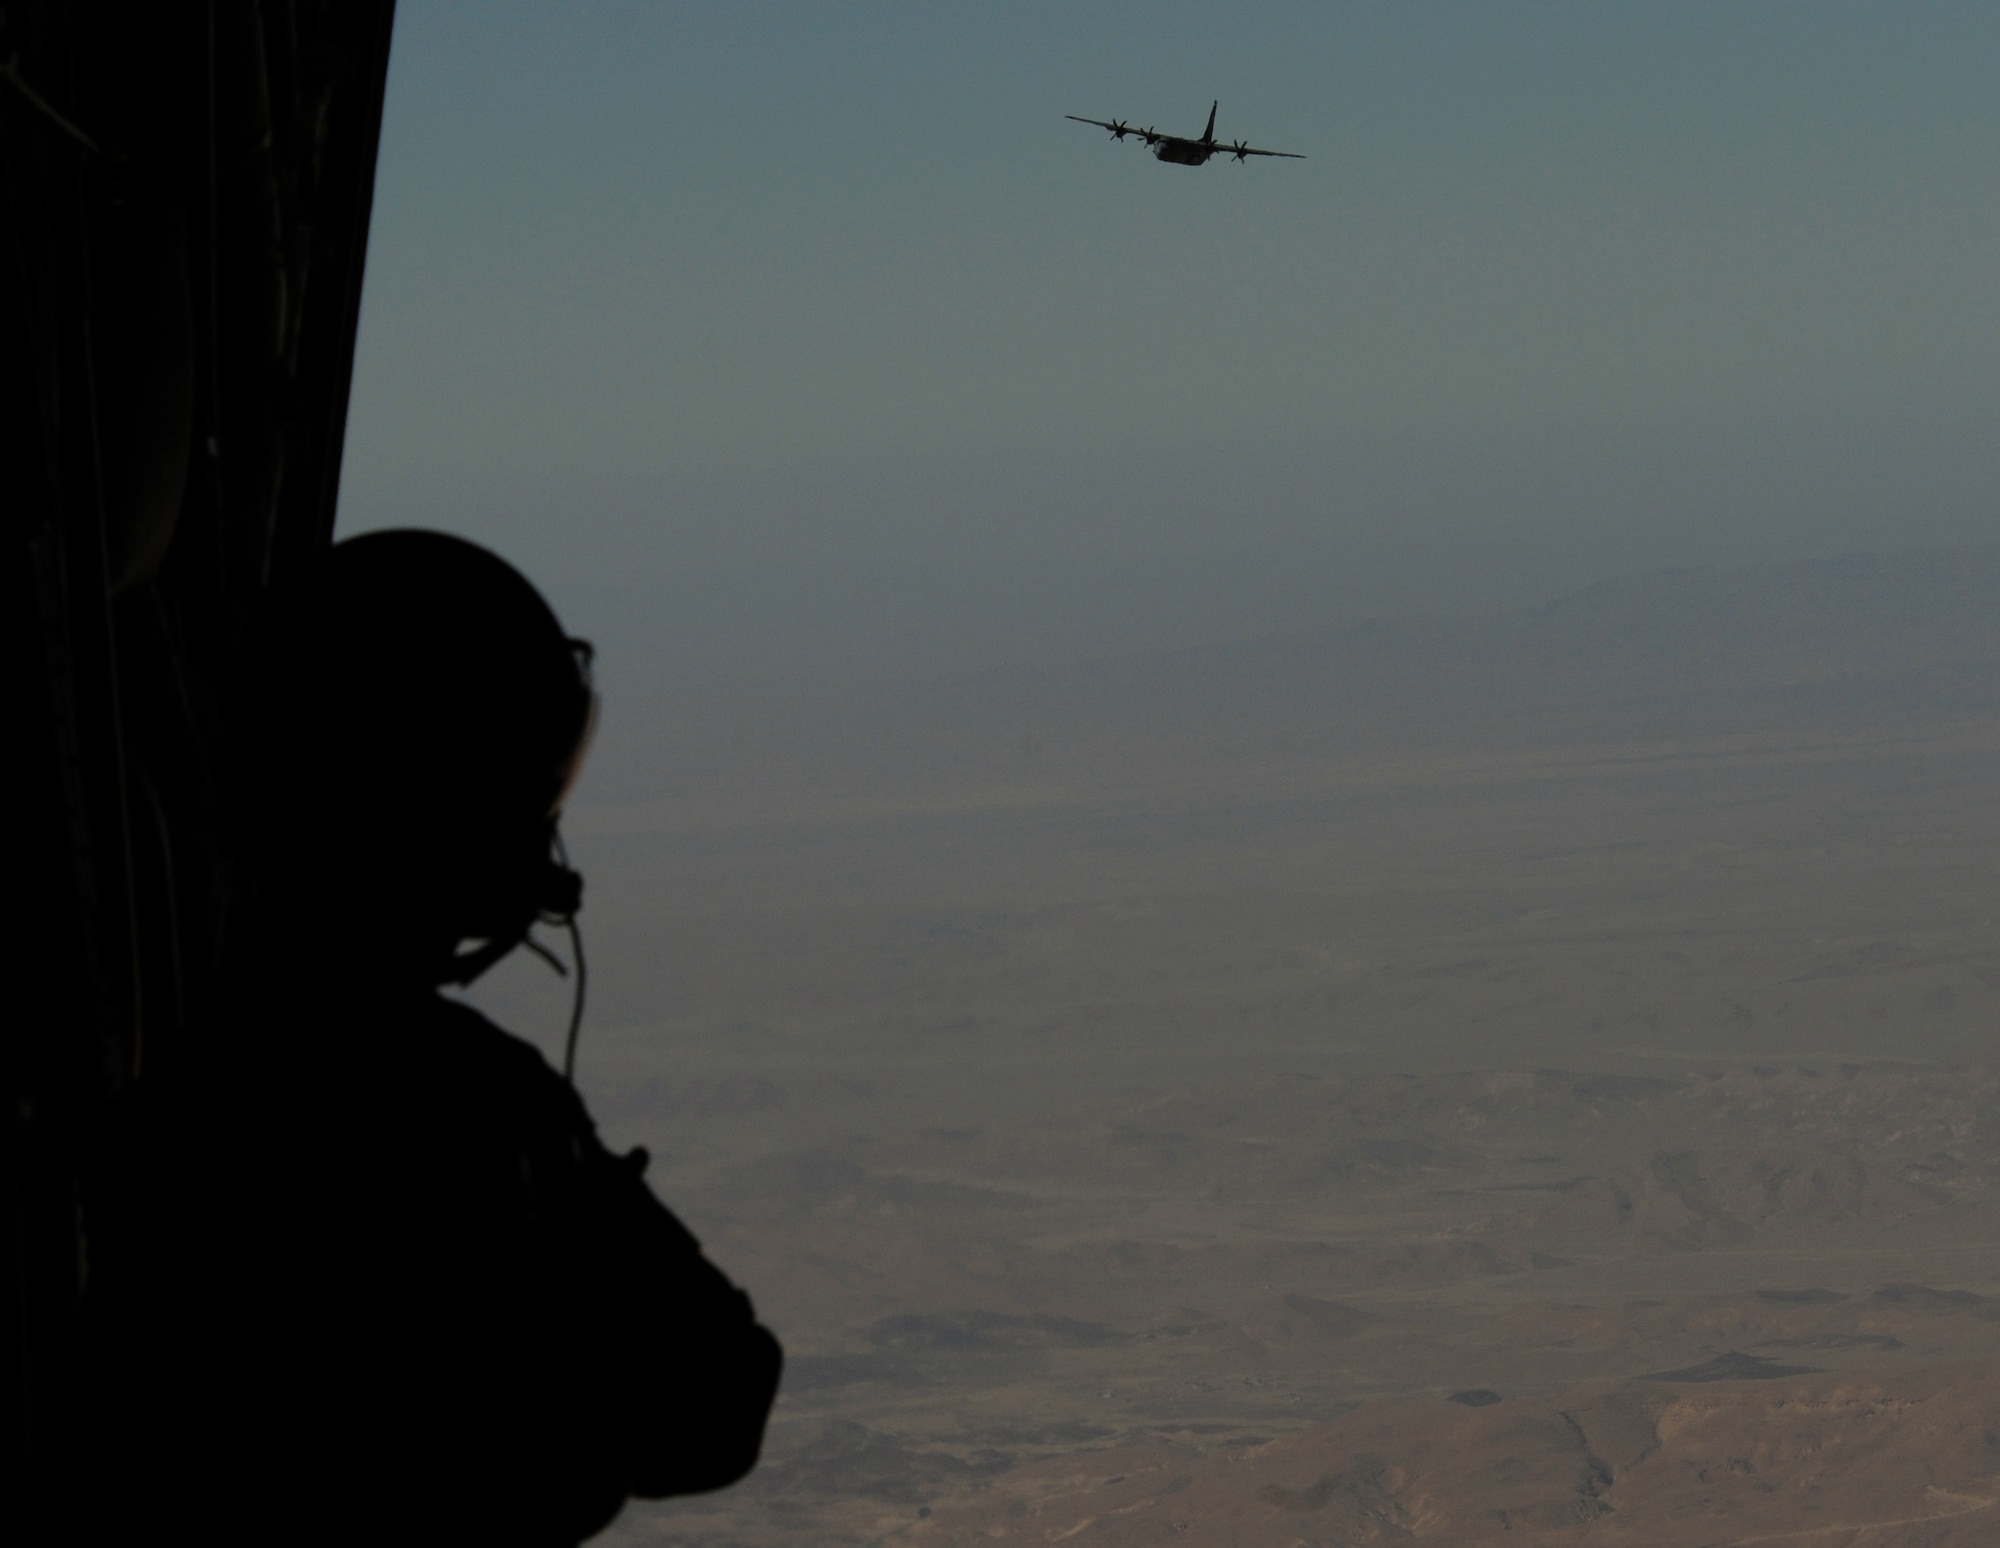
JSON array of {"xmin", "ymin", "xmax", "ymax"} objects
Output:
[
  {"xmin": 442, "ymin": 933, "xmax": 528, "ymax": 987},
  {"xmin": 552, "ymin": 830, "xmax": 587, "ymax": 1085},
  {"xmin": 440, "ymin": 827, "xmax": 588, "ymax": 1086}
]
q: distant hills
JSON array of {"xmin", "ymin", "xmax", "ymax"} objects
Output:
[
  {"xmin": 1521, "ymin": 544, "xmax": 2000, "ymax": 682},
  {"xmin": 911, "ymin": 544, "xmax": 2000, "ymax": 750},
  {"xmin": 600, "ymin": 544, "xmax": 2000, "ymax": 798}
]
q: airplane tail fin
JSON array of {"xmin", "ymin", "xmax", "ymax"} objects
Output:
[{"xmin": 1204, "ymin": 100, "xmax": 1217, "ymax": 141}]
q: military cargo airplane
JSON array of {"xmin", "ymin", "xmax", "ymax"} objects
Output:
[{"xmin": 1065, "ymin": 101, "xmax": 1303, "ymax": 166}]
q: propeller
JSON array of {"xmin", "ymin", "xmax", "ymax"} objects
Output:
[
  {"xmin": 1142, "ymin": 126, "xmax": 1160, "ymax": 145},
  {"xmin": 1231, "ymin": 140, "xmax": 1250, "ymax": 162},
  {"xmin": 1107, "ymin": 118, "xmax": 1131, "ymax": 140}
]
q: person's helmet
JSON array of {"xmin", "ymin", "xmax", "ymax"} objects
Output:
[{"xmin": 234, "ymin": 529, "xmax": 595, "ymax": 985}]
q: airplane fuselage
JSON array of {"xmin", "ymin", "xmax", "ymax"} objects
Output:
[{"xmin": 1152, "ymin": 138, "xmax": 1214, "ymax": 166}]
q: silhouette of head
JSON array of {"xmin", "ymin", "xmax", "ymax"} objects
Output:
[{"xmin": 237, "ymin": 530, "xmax": 595, "ymax": 986}]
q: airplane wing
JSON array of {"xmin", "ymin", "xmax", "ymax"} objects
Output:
[
  {"xmin": 1066, "ymin": 114, "xmax": 1304, "ymax": 159},
  {"xmin": 1066, "ymin": 114, "xmax": 1150, "ymax": 139}
]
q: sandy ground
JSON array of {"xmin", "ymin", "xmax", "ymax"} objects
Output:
[{"xmin": 460, "ymin": 565, "xmax": 2000, "ymax": 1545}]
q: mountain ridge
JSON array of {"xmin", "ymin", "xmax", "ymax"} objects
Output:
[{"xmin": 883, "ymin": 542, "xmax": 2000, "ymax": 752}]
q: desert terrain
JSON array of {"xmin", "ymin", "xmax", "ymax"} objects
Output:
[{"xmin": 469, "ymin": 546, "xmax": 2000, "ymax": 1545}]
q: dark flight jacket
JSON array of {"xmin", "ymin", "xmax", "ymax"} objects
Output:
[{"xmin": 84, "ymin": 990, "xmax": 781, "ymax": 1546}]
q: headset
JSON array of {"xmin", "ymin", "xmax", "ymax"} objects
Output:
[
  {"xmin": 441, "ymin": 637, "xmax": 597, "ymax": 1084},
  {"xmin": 533, "ymin": 833, "xmax": 589, "ymax": 1086}
]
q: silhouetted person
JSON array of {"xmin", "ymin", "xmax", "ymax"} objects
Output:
[{"xmin": 85, "ymin": 531, "xmax": 780, "ymax": 1546}]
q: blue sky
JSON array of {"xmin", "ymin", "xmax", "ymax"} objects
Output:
[{"xmin": 338, "ymin": 2, "xmax": 2000, "ymax": 678}]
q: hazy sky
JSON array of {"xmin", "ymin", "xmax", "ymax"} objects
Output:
[{"xmin": 338, "ymin": 2, "xmax": 2000, "ymax": 680}]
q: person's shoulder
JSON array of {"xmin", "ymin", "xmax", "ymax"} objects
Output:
[
  {"xmin": 416, "ymin": 995, "xmax": 590, "ymax": 1123},
  {"xmin": 420, "ymin": 993, "xmax": 557, "ymax": 1071}
]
